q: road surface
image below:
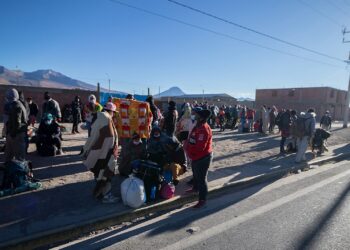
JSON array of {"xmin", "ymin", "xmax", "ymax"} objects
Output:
[{"xmin": 55, "ymin": 160, "xmax": 350, "ymax": 250}]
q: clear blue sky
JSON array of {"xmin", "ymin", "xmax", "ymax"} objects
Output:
[{"xmin": 2, "ymin": 0, "xmax": 350, "ymax": 98}]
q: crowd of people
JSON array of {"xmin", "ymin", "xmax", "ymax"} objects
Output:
[{"xmin": 1, "ymin": 87, "xmax": 333, "ymax": 209}]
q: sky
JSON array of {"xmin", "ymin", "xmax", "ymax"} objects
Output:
[{"xmin": 2, "ymin": 0, "xmax": 350, "ymax": 98}]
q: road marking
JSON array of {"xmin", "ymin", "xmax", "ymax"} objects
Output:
[{"xmin": 161, "ymin": 168, "xmax": 350, "ymax": 250}]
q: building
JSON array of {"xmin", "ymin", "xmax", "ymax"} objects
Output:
[
  {"xmin": 255, "ymin": 87, "xmax": 348, "ymax": 120},
  {"xmin": 156, "ymin": 93, "xmax": 237, "ymax": 111}
]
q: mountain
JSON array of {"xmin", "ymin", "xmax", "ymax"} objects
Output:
[
  {"xmin": 0, "ymin": 65, "xmax": 125, "ymax": 94},
  {"xmin": 154, "ymin": 86, "xmax": 186, "ymax": 98},
  {"xmin": 237, "ymin": 97, "xmax": 255, "ymax": 102}
]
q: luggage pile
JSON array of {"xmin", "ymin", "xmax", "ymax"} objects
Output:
[{"xmin": 120, "ymin": 160, "xmax": 176, "ymax": 208}]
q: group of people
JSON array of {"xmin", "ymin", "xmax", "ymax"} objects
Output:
[
  {"xmin": 2, "ymin": 87, "xmax": 334, "ymax": 208},
  {"xmin": 81, "ymin": 97, "xmax": 213, "ymax": 208}
]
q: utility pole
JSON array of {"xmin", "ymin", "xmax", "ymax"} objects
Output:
[
  {"xmin": 342, "ymin": 28, "xmax": 350, "ymax": 128},
  {"xmin": 105, "ymin": 73, "xmax": 111, "ymax": 94},
  {"xmin": 148, "ymin": 87, "xmax": 150, "ymax": 96},
  {"xmin": 97, "ymin": 82, "xmax": 101, "ymax": 103}
]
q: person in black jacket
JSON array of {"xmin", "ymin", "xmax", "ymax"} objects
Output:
[
  {"xmin": 146, "ymin": 95, "xmax": 159, "ymax": 127},
  {"xmin": 36, "ymin": 113, "xmax": 63, "ymax": 156},
  {"xmin": 162, "ymin": 101, "xmax": 178, "ymax": 136},
  {"xmin": 71, "ymin": 96, "xmax": 82, "ymax": 134},
  {"xmin": 27, "ymin": 97, "xmax": 39, "ymax": 127},
  {"xmin": 4, "ymin": 88, "xmax": 28, "ymax": 163},
  {"xmin": 279, "ymin": 109, "xmax": 291, "ymax": 154}
]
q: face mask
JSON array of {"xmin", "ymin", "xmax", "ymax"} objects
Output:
[
  {"xmin": 45, "ymin": 120, "xmax": 52, "ymax": 125},
  {"xmin": 133, "ymin": 140, "xmax": 141, "ymax": 145},
  {"xmin": 191, "ymin": 115, "xmax": 196, "ymax": 121},
  {"xmin": 89, "ymin": 99, "xmax": 96, "ymax": 104},
  {"xmin": 153, "ymin": 133, "xmax": 160, "ymax": 138}
]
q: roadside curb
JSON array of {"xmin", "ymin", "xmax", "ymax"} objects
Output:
[{"xmin": 2, "ymin": 151, "xmax": 350, "ymax": 250}]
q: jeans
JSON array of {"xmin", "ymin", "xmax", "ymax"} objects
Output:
[
  {"xmin": 192, "ymin": 153, "xmax": 213, "ymax": 201},
  {"xmin": 296, "ymin": 136, "xmax": 309, "ymax": 162}
]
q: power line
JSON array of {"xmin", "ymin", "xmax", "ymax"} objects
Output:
[
  {"xmin": 107, "ymin": 0, "xmax": 344, "ymax": 69},
  {"xmin": 167, "ymin": 0, "xmax": 345, "ymax": 63},
  {"xmin": 297, "ymin": 0, "xmax": 344, "ymax": 28}
]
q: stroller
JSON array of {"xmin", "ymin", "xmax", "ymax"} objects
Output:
[{"xmin": 312, "ymin": 128, "xmax": 331, "ymax": 156}]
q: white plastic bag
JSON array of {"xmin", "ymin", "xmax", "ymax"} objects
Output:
[{"xmin": 121, "ymin": 176, "xmax": 146, "ymax": 208}]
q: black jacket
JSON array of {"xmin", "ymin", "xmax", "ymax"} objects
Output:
[{"xmin": 6, "ymin": 101, "xmax": 28, "ymax": 137}]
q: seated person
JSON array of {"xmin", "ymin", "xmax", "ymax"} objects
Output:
[
  {"xmin": 163, "ymin": 136, "xmax": 187, "ymax": 186},
  {"xmin": 36, "ymin": 113, "xmax": 63, "ymax": 156},
  {"xmin": 118, "ymin": 132, "xmax": 147, "ymax": 176},
  {"xmin": 147, "ymin": 126, "xmax": 167, "ymax": 166}
]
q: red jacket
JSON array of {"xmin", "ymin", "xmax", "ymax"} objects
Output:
[{"xmin": 186, "ymin": 122, "xmax": 212, "ymax": 161}]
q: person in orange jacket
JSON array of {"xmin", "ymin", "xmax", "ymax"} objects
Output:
[{"xmin": 185, "ymin": 107, "xmax": 213, "ymax": 209}]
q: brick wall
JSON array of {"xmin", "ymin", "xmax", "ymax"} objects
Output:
[
  {"xmin": 0, "ymin": 85, "xmax": 97, "ymax": 118},
  {"xmin": 255, "ymin": 87, "xmax": 348, "ymax": 121}
]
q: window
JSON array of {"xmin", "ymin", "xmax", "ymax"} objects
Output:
[
  {"xmin": 272, "ymin": 90, "xmax": 277, "ymax": 97},
  {"xmin": 288, "ymin": 89, "xmax": 295, "ymax": 97},
  {"xmin": 330, "ymin": 89, "xmax": 335, "ymax": 98}
]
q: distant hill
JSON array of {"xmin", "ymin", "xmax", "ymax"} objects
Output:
[
  {"xmin": 237, "ymin": 97, "xmax": 255, "ymax": 102},
  {"xmin": 0, "ymin": 65, "xmax": 125, "ymax": 94},
  {"xmin": 154, "ymin": 86, "xmax": 186, "ymax": 98}
]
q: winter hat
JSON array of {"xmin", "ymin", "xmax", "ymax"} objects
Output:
[
  {"xmin": 194, "ymin": 107, "xmax": 211, "ymax": 120},
  {"xmin": 132, "ymin": 132, "xmax": 140, "ymax": 140},
  {"xmin": 6, "ymin": 88, "xmax": 19, "ymax": 102},
  {"xmin": 43, "ymin": 113, "xmax": 53, "ymax": 121},
  {"xmin": 104, "ymin": 102, "xmax": 116, "ymax": 112},
  {"xmin": 88, "ymin": 94, "xmax": 96, "ymax": 103}
]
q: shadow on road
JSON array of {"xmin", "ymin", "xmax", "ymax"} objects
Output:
[{"xmin": 296, "ymin": 181, "xmax": 350, "ymax": 250}]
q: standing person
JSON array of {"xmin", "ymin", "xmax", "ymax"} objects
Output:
[
  {"xmin": 246, "ymin": 108, "xmax": 255, "ymax": 132},
  {"xmin": 295, "ymin": 108, "xmax": 316, "ymax": 163},
  {"xmin": 4, "ymin": 88, "xmax": 28, "ymax": 163},
  {"xmin": 320, "ymin": 111, "xmax": 332, "ymax": 131},
  {"xmin": 269, "ymin": 106, "xmax": 277, "ymax": 133},
  {"xmin": 279, "ymin": 109, "xmax": 291, "ymax": 154},
  {"xmin": 240, "ymin": 106, "xmax": 247, "ymax": 132},
  {"xmin": 231, "ymin": 105, "xmax": 238, "ymax": 130},
  {"xmin": 18, "ymin": 91, "xmax": 30, "ymax": 120},
  {"xmin": 146, "ymin": 95, "xmax": 160, "ymax": 127},
  {"xmin": 185, "ymin": 108, "xmax": 213, "ymax": 209},
  {"xmin": 81, "ymin": 102, "xmax": 119, "ymax": 203},
  {"xmin": 162, "ymin": 101, "xmax": 178, "ymax": 137},
  {"xmin": 261, "ymin": 105, "xmax": 269, "ymax": 134},
  {"xmin": 176, "ymin": 103, "xmax": 192, "ymax": 142},
  {"xmin": 42, "ymin": 91, "xmax": 62, "ymax": 121},
  {"xmin": 27, "ymin": 97, "xmax": 39, "ymax": 127},
  {"xmin": 71, "ymin": 96, "xmax": 82, "ymax": 134},
  {"xmin": 83, "ymin": 94, "xmax": 103, "ymax": 137}
]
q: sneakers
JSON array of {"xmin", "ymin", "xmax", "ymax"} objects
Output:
[
  {"xmin": 193, "ymin": 200, "xmax": 206, "ymax": 209},
  {"xmin": 102, "ymin": 193, "xmax": 120, "ymax": 204}
]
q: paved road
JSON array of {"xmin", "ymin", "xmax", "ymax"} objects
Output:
[{"xmin": 55, "ymin": 159, "xmax": 350, "ymax": 250}]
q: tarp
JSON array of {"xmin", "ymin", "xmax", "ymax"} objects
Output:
[{"xmin": 112, "ymin": 98, "xmax": 153, "ymax": 139}]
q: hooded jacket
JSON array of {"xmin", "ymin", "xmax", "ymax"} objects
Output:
[
  {"xmin": 301, "ymin": 112, "xmax": 316, "ymax": 137},
  {"xmin": 6, "ymin": 89, "xmax": 28, "ymax": 137}
]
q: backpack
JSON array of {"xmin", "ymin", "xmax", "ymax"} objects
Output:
[
  {"xmin": 160, "ymin": 182, "xmax": 175, "ymax": 199},
  {"xmin": 121, "ymin": 176, "xmax": 146, "ymax": 208},
  {"xmin": 291, "ymin": 116, "xmax": 310, "ymax": 138},
  {"xmin": 1, "ymin": 160, "xmax": 32, "ymax": 189},
  {"xmin": 132, "ymin": 160, "xmax": 163, "ymax": 202}
]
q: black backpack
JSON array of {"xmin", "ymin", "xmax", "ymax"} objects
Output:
[{"xmin": 132, "ymin": 160, "xmax": 163, "ymax": 202}]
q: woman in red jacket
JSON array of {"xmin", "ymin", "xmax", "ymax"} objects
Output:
[{"xmin": 186, "ymin": 107, "xmax": 213, "ymax": 209}]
